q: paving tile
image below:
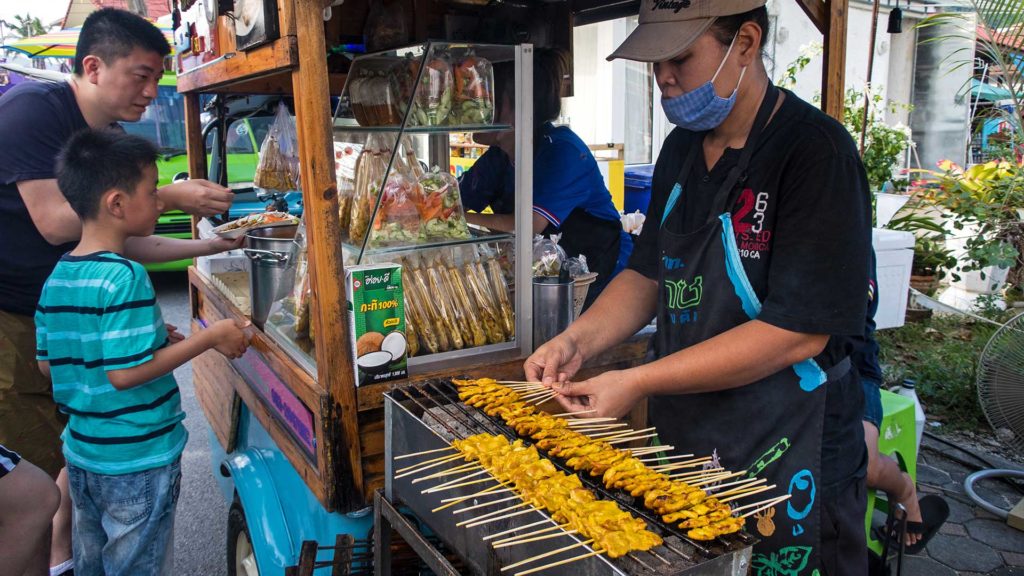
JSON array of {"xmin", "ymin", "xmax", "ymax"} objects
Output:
[
  {"xmin": 990, "ymin": 567, "xmax": 1024, "ymax": 576},
  {"xmin": 939, "ymin": 522, "xmax": 967, "ymax": 536},
  {"xmin": 926, "ymin": 533, "xmax": 1003, "ymax": 573},
  {"xmin": 1003, "ymin": 552, "xmax": 1024, "ymax": 568},
  {"xmin": 918, "ymin": 464, "xmax": 953, "ymax": 487},
  {"xmin": 946, "ymin": 497, "xmax": 976, "ymax": 524},
  {"xmin": 965, "ymin": 518, "xmax": 1024, "ymax": 552},
  {"xmin": 898, "ymin": 555, "xmax": 959, "ymax": 576}
]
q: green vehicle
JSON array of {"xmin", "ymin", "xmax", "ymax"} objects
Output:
[{"xmin": 123, "ymin": 74, "xmax": 302, "ymax": 271}]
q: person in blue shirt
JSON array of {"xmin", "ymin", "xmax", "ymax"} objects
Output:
[{"xmin": 459, "ymin": 48, "xmax": 631, "ymax": 307}]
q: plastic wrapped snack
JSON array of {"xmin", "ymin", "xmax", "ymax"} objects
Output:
[
  {"xmin": 369, "ymin": 72, "xmax": 402, "ymax": 126},
  {"xmin": 453, "ymin": 51, "xmax": 494, "ymax": 125},
  {"xmin": 369, "ymin": 171, "xmax": 422, "ymax": 247},
  {"xmin": 348, "ymin": 70, "xmax": 372, "ymax": 126},
  {"xmin": 254, "ymin": 102, "xmax": 300, "ymax": 192},
  {"xmin": 417, "ymin": 167, "xmax": 470, "ymax": 241},
  {"xmin": 532, "ymin": 234, "xmax": 567, "ymax": 277},
  {"xmin": 335, "ymin": 142, "xmax": 361, "ymax": 240},
  {"xmin": 290, "ymin": 219, "xmax": 311, "ymax": 337},
  {"xmin": 390, "ymin": 56, "xmax": 421, "ymax": 125},
  {"xmin": 349, "ymin": 135, "xmax": 390, "ymax": 245},
  {"xmin": 414, "ymin": 52, "xmax": 453, "ymax": 126}
]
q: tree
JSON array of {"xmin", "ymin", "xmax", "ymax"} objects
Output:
[{"xmin": 11, "ymin": 14, "xmax": 46, "ymax": 39}]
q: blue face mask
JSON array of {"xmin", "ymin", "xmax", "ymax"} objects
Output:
[{"xmin": 661, "ymin": 34, "xmax": 747, "ymax": 131}]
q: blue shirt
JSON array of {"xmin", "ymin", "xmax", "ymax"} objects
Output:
[
  {"xmin": 35, "ymin": 252, "xmax": 187, "ymax": 475},
  {"xmin": 0, "ymin": 81, "xmax": 85, "ymax": 316},
  {"xmin": 459, "ymin": 123, "xmax": 621, "ymax": 226}
]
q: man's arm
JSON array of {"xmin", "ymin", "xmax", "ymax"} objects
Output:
[
  {"xmin": 157, "ymin": 179, "xmax": 233, "ymax": 217},
  {"xmin": 124, "ymin": 234, "xmax": 243, "ymax": 264},
  {"xmin": 18, "ymin": 180, "xmax": 81, "ymax": 245},
  {"xmin": 466, "ymin": 211, "xmax": 549, "ymax": 234}
]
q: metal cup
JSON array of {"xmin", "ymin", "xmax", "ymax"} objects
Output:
[
  {"xmin": 532, "ymin": 277, "xmax": 575, "ymax": 349},
  {"xmin": 244, "ymin": 225, "xmax": 298, "ymax": 328}
]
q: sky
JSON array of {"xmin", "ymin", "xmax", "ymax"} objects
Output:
[{"xmin": 1, "ymin": 0, "xmax": 73, "ymax": 30}]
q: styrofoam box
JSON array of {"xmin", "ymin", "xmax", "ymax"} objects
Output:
[
  {"xmin": 196, "ymin": 217, "xmax": 249, "ymax": 277},
  {"xmin": 873, "ymin": 228, "xmax": 914, "ymax": 330}
]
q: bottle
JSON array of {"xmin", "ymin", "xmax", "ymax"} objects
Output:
[{"xmin": 897, "ymin": 379, "xmax": 926, "ymax": 455}]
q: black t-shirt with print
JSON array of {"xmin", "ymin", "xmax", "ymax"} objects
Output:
[{"xmin": 629, "ymin": 88, "xmax": 871, "ymax": 494}]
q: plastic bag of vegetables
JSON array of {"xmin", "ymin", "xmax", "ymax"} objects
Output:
[
  {"xmin": 369, "ymin": 171, "xmax": 422, "ymax": 247},
  {"xmin": 254, "ymin": 102, "xmax": 300, "ymax": 192},
  {"xmin": 453, "ymin": 51, "xmax": 494, "ymax": 125},
  {"xmin": 417, "ymin": 167, "xmax": 470, "ymax": 241},
  {"xmin": 413, "ymin": 52, "xmax": 453, "ymax": 126}
]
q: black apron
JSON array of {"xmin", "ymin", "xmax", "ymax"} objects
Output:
[{"xmin": 649, "ymin": 84, "xmax": 850, "ymax": 573}]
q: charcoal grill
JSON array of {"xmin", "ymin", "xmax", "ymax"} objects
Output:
[{"xmin": 380, "ymin": 379, "xmax": 755, "ymax": 576}]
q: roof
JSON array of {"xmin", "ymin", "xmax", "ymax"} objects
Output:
[
  {"xmin": 977, "ymin": 24, "xmax": 1024, "ymax": 53},
  {"xmin": 62, "ymin": 0, "xmax": 171, "ymax": 28}
]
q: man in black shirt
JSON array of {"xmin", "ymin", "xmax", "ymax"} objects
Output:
[
  {"xmin": 0, "ymin": 9, "xmax": 237, "ymax": 573},
  {"xmin": 526, "ymin": 0, "xmax": 871, "ymax": 573}
]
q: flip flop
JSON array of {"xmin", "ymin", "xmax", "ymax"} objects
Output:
[{"xmin": 904, "ymin": 494, "xmax": 949, "ymax": 555}]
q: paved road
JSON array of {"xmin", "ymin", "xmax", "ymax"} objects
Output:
[{"xmin": 153, "ymin": 272, "xmax": 229, "ymax": 576}]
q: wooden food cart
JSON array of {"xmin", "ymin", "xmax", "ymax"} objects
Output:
[{"xmin": 178, "ymin": 0, "xmax": 850, "ymax": 573}]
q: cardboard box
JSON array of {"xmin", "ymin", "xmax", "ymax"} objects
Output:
[{"xmin": 345, "ymin": 263, "xmax": 408, "ymax": 386}]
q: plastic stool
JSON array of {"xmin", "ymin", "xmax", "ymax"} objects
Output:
[{"xmin": 866, "ymin": 390, "xmax": 919, "ymax": 554}]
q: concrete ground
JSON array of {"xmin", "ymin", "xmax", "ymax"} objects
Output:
[
  {"xmin": 890, "ymin": 435, "xmax": 1024, "ymax": 576},
  {"xmin": 153, "ymin": 272, "xmax": 229, "ymax": 576}
]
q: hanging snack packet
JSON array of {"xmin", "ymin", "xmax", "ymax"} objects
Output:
[
  {"xmin": 369, "ymin": 171, "xmax": 422, "ymax": 247},
  {"xmin": 254, "ymin": 102, "xmax": 300, "ymax": 192},
  {"xmin": 350, "ymin": 135, "xmax": 390, "ymax": 245},
  {"xmin": 532, "ymin": 234, "xmax": 567, "ymax": 277},
  {"xmin": 453, "ymin": 51, "xmax": 494, "ymax": 125},
  {"xmin": 417, "ymin": 167, "xmax": 470, "ymax": 241},
  {"xmin": 390, "ymin": 56, "xmax": 421, "ymax": 125},
  {"xmin": 335, "ymin": 142, "xmax": 361, "ymax": 240}
]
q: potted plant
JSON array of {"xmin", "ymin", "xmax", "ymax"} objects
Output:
[{"xmin": 910, "ymin": 234, "xmax": 958, "ymax": 296}]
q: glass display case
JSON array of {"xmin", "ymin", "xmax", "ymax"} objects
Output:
[{"xmin": 264, "ymin": 42, "xmax": 534, "ymax": 375}]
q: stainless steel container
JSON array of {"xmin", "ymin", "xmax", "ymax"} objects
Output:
[
  {"xmin": 532, "ymin": 277, "xmax": 575, "ymax": 349},
  {"xmin": 244, "ymin": 225, "xmax": 298, "ymax": 327}
]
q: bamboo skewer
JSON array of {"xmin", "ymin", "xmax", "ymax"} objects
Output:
[
  {"xmin": 462, "ymin": 507, "xmax": 537, "ymax": 528},
  {"xmin": 649, "ymin": 549, "xmax": 671, "ymax": 565},
  {"xmin": 550, "ymin": 409, "xmax": 600, "ymax": 417},
  {"xmin": 452, "ymin": 494, "xmax": 522, "ymax": 515},
  {"xmin": 438, "ymin": 484, "xmax": 510, "ymax": 504},
  {"xmin": 631, "ymin": 445, "xmax": 673, "ymax": 455},
  {"xmin": 421, "ymin": 476, "xmax": 495, "ymax": 494},
  {"xmin": 677, "ymin": 471, "xmax": 735, "ymax": 486},
  {"xmin": 455, "ymin": 503, "xmax": 530, "ymax": 527},
  {"xmin": 493, "ymin": 529, "xmax": 579, "ymax": 548},
  {"xmin": 571, "ymin": 423, "xmax": 628, "ymax": 432},
  {"xmin": 733, "ymin": 494, "xmax": 792, "ymax": 516},
  {"xmin": 590, "ymin": 426, "xmax": 656, "ymax": 439},
  {"xmin": 393, "ymin": 446, "xmax": 455, "ymax": 460},
  {"xmin": 524, "ymin": 391, "xmax": 559, "ymax": 405},
  {"xmin": 501, "ymin": 539, "xmax": 595, "ymax": 571},
  {"xmin": 690, "ymin": 471, "xmax": 747, "ymax": 488},
  {"xmin": 651, "ymin": 456, "xmax": 713, "ymax": 471},
  {"xmin": 409, "ymin": 462, "xmax": 480, "ymax": 483},
  {"xmin": 637, "ymin": 453, "xmax": 695, "ymax": 463},
  {"xmin": 483, "ymin": 519, "xmax": 554, "ymax": 541},
  {"xmin": 670, "ymin": 467, "xmax": 725, "ymax": 480},
  {"xmin": 607, "ymin": 432, "xmax": 658, "ymax": 445},
  {"xmin": 718, "ymin": 484, "xmax": 776, "ymax": 503},
  {"xmin": 490, "ymin": 524, "xmax": 565, "ymax": 545},
  {"xmin": 420, "ymin": 469, "xmax": 490, "ymax": 490},
  {"xmin": 394, "ymin": 453, "xmax": 463, "ymax": 477},
  {"xmin": 513, "ymin": 549, "xmax": 606, "ymax": 576},
  {"xmin": 708, "ymin": 479, "xmax": 767, "ymax": 499}
]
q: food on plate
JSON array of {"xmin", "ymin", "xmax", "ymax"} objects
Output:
[{"xmin": 214, "ymin": 211, "xmax": 297, "ymax": 234}]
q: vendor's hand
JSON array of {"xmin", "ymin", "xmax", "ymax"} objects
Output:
[
  {"xmin": 165, "ymin": 323, "xmax": 185, "ymax": 344},
  {"xmin": 524, "ymin": 334, "xmax": 585, "ymax": 386},
  {"xmin": 160, "ymin": 179, "xmax": 232, "ymax": 217},
  {"xmin": 550, "ymin": 370, "xmax": 644, "ymax": 419},
  {"xmin": 207, "ymin": 234, "xmax": 246, "ymax": 254}
]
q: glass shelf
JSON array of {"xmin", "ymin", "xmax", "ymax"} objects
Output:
[
  {"xmin": 334, "ymin": 123, "xmax": 512, "ymax": 134},
  {"xmin": 343, "ymin": 228, "xmax": 513, "ymax": 259}
]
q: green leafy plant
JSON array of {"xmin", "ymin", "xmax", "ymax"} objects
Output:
[{"xmin": 842, "ymin": 88, "xmax": 914, "ymax": 192}]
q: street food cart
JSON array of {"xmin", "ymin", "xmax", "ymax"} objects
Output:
[{"xmin": 179, "ymin": 1, "xmax": 852, "ymax": 573}]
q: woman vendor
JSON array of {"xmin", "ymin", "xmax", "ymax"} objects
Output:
[
  {"xmin": 524, "ymin": 1, "xmax": 871, "ymax": 573},
  {"xmin": 459, "ymin": 48, "xmax": 630, "ymax": 307}
]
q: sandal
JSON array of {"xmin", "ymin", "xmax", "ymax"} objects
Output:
[{"xmin": 904, "ymin": 495, "xmax": 949, "ymax": 555}]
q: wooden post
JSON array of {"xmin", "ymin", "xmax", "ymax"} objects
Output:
[
  {"xmin": 820, "ymin": 0, "xmax": 849, "ymax": 121},
  {"xmin": 290, "ymin": 0, "xmax": 364, "ymax": 508},
  {"xmin": 859, "ymin": 0, "xmax": 881, "ymax": 155}
]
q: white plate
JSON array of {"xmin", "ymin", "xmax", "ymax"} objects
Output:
[{"xmin": 212, "ymin": 213, "xmax": 298, "ymax": 239}]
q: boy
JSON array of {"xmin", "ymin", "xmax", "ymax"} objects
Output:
[{"xmin": 35, "ymin": 129, "xmax": 250, "ymax": 576}]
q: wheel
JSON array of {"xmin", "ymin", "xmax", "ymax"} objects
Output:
[{"xmin": 227, "ymin": 504, "xmax": 260, "ymax": 576}]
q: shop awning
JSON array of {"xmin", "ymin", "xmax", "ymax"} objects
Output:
[
  {"xmin": 1, "ymin": 21, "xmax": 173, "ymax": 59},
  {"xmin": 972, "ymin": 78, "xmax": 1023, "ymax": 102}
]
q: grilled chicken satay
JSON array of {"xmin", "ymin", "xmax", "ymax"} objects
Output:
[{"xmin": 688, "ymin": 516, "xmax": 745, "ymax": 541}]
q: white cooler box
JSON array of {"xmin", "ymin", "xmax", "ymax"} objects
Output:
[{"xmin": 872, "ymin": 228, "xmax": 914, "ymax": 330}]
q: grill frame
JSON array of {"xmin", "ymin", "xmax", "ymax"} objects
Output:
[{"xmin": 382, "ymin": 379, "xmax": 755, "ymax": 576}]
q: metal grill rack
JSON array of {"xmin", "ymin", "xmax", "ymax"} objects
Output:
[{"xmin": 381, "ymin": 379, "xmax": 756, "ymax": 576}]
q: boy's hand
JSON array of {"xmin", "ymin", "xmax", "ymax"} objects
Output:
[
  {"xmin": 210, "ymin": 318, "xmax": 252, "ymax": 359},
  {"xmin": 207, "ymin": 234, "xmax": 245, "ymax": 254},
  {"xmin": 165, "ymin": 323, "xmax": 185, "ymax": 344}
]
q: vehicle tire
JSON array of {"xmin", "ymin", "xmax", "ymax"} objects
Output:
[{"xmin": 227, "ymin": 503, "xmax": 260, "ymax": 576}]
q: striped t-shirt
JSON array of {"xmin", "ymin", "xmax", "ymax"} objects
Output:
[{"xmin": 35, "ymin": 252, "xmax": 186, "ymax": 475}]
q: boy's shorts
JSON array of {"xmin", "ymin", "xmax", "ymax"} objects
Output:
[
  {"xmin": 69, "ymin": 457, "xmax": 182, "ymax": 576},
  {"xmin": 0, "ymin": 443, "xmax": 20, "ymax": 479},
  {"xmin": 862, "ymin": 378, "xmax": 883, "ymax": 430},
  {"xmin": 0, "ymin": 309, "xmax": 67, "ymax": 478}
]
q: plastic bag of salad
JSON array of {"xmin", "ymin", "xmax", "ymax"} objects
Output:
[
  {"xmin": 417, "ymin": 167, "xmax": 470, "ymax": 241},
  {"xmin": 369, "ymin": 171, "xmax": 422, "ymax": 247},
  {"xmin": 414, "ymin": 51, "xmax": 453, "ymax": 126},
  {"xmin": 254, "ymin": 102, "xmax": 300, "ymax": 192},
  {"xmin": 453, "ymin": 50, "xmax": 494, "ymax": 125}
]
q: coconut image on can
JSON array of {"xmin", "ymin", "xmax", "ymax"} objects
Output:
[{"xmin": 346, "ymin": 263, "xmax": 408, "ymax": 386}]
